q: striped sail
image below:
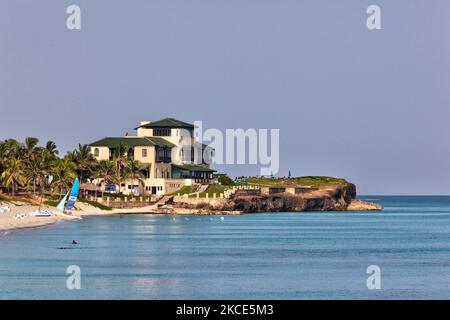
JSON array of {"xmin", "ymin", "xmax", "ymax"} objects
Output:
[
  {"xmin": 65, "ymin": 178, "xmax": 80, "ymax": 211},
  {"xmin": 56, "ymin": 192, "xmax": 69, "ymax": 212}
]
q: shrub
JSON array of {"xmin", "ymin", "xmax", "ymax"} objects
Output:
[
  {"xmin": 79, "ymin": 198, "xmax": 112, "ymax": 211},
  {"xmin": 218, "ymin": 175, "xmax": 234, "ymax": 186}
]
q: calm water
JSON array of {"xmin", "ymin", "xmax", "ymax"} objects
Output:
[{"xmin": 1, "ymin": 196, "xmax": 450, "ymax": 299}]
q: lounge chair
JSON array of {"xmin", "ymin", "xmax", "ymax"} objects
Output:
[
  {"xmin": 14, "ymin": 213, "xmax": 26, "ymax": 220},
  {"xmin": 0, "ymin": 206, "xmax": 11, "ymax": 213}
]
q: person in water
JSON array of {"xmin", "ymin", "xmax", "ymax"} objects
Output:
[{"xmin": 72, "ymin": 240, "xmax": 78, "ymax": 245}]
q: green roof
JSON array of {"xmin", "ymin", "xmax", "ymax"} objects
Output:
[
  {"xmin": 89, "ymin": 137, "xmax": 175, "ymax": 148},
  {"xmin": 172, "ymin": 164, "xmax": 216, "ymax": 173},
  {"xmin": 136, "ymin": 118, "xmax": 195, "ymax": 129}
]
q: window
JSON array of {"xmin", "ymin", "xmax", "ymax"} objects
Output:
[
  {"xmin": 156, "ymin": 147, "xmax": 172, "ymax": 163},
  {"xmin": 153, "ymin": 128, "xmax": 171, "ymax": 136},
  {"xmin": 142, "ymin": 148, "xmax": 148, "ymax": 157},
  {"xmin": 156, "ymin": 147, "xmax": 165, "ymax": 162},
  {"xmin": 94, "ymin": 148, "xmax": 99, "ymax": 157}
]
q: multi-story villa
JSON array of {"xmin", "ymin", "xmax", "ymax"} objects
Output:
[{"xmin": 89, "ymin": 118, "xmax": 215, "ymax": 195}]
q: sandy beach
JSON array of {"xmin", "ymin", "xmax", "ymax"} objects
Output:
[
  {"xmin": 0, "ymin": 204, "xmax": 60, "ymax": 232},
  {"xmin": 0, "ymin": 197, "xmax": 379, "ymax": 232},
  {"xmin": 0, "ymin": 202, "xmax": 115, "ymax": 232},
  {"xmin": 0, "ymin": 200, "xmax": 238, "ymax": 233}
]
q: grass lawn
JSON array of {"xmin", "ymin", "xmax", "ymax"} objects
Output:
[
  {"xmin": 43, "ymin": 198, "xmax": 112, "ymax": 211},
  {"xmin": 0, "ymin": 194, "xmax": 12, "ymax": 203},
  {"xmin": 246, "ymin": 176, "xmax": 349, "ymax": 188},
  {"xmin": 170, "ymin": 185, "xmax": 198, "ymax": 196},
  {"xmin": 190, "ymin": 185, "xmax": 229, "ymax": 198}
]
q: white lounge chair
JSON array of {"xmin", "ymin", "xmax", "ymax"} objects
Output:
[
  {"xmin": 14, "ymin": 213, "xmax": 26, "ymax": 220},
  {"xmin": 0, "ymin": 206, "xmax": 11, "ymax": 213}
]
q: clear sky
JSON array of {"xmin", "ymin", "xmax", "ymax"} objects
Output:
[{"xmin": 1, "ymin": 0, "xmax": 450, "ymax": 195}]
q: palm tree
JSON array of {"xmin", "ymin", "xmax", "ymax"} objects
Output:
[
  {"xmin": 1, "ymin": 140, "xmax": 29, "ymax": 194},
  {"xmin": 23, "ymin": 153, "xmax": 46, "ymax": 193},
  {"xmin": 23, "ymin": 137, "xmax": 39, "ymax": 159},
  {"xmin": 45, "ymin": 140, "xmax": 59, "ymax": 158},
  {"xmin": 73, "ymin": 144, "xmax": 96, "ymax": 183},
  {"xmin": 0, "ymin": 141, "xmax": 7, "ymax": 174},
  {"xmin": 50, "ymin": 158, "xmax": 77, "ymax": 195},
  {"xmin": 3, "ymin": 139, "xmax": 21, "ymax": 159},
  {"xmin": 112, "ymin": 142, "xmax": 129, "ymax": 194},
  {"xmin": 123, "ymin": 159, "xmax": 146, "ymax": 194},
  {"xmin": 0, "ymin": 158, "xmax": 26, "ymax": 195},
  {"xmin": 92, "ymin": 160, "xmax": 116, "ymax": 198}
]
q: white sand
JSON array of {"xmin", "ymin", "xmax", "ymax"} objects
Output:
[
  {"xmin": 0, "ymin": 201, "xmax": 159, "ymax": 232},
  {"xmin": 0, "ymin": 204, "xmax": 60, "ymax": 231}
]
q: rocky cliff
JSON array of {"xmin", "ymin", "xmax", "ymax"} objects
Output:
[
  {"xmin": 172, "ymin": 183, "xmax": 382, "ymax": 213},
  {"xmin": 232, "ymin": 183, "xmax": 356, "ymax": 213}
]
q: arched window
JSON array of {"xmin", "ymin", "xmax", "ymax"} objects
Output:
[{"xmin": 94, "ymin": 148, "xmax": 99, "ymax": 157}]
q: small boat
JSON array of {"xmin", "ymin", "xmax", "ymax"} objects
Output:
[
  {"xmin": 55, "ymin": 178, "xmax": 82, "ymax": 220},
  {"xmin": 56, "ymin": 212, "xmax": 83, "ymax": 220},
  {"xmin": 29, "ymin": 209, "xmax": 53, "ymax": 217}
]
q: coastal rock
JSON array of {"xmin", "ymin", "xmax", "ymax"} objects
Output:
[
  {"xmin": 171, "ymin": 183, "xmax": 375, "ymax": 214},
  {"xmin": 346, "ymin": 200, "xmax": 383, "ymax": 211}
]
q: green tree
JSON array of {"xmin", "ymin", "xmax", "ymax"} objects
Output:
[
  {"xmin": 0, "ymin": 141, "xmax": 8, "ymax": 175},
  {"xmin": 218, "ymin": 174, "xmax": 234, "ymax": 186},
  {"xmin": 73, "ymin": 144, "xmax": 96, "ymax": 183},
  {"xmin": 50, "ymin": 158, "xmax": 77, "ymax": 195},
  {"xmin": 112, "ymin": 142, "xmax": 129, "ymax": 194},
  {"xmin": 23, "ymin": 153, "xmax": 46, "ymax": 193},
  {"xmin": 0, "ymin": 158, "xmax": 26, "ymax": 195},
  {"xmin": 92, "ymin": 160, "xmax": 116, "ymax": 198},
  {"xmin": 23, "ymin": 137, "xmax": 39, "ymax": 159},
  {"xmin": 45, "ymin": 140, "xmax": 59, "ymax": 158},
  {"xmin": 123, "ymin": 159, "xmax": 146, "ymax": 195}
]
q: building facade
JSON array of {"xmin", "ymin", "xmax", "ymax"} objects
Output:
[{"xmin": 89, "ymin": 118, "xmax": 215, "ymax": 195}]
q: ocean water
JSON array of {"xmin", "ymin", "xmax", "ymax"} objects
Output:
[{"xmin": 1, "ymin": 196, "xmax": 450, "ymax": 300}]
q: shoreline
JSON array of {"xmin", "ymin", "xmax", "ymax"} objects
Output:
[
  {"xmin": 0, "ymin": 202, "xmax": 242, "ymax": 233},
  {"xmin": 0, "ymin": 199, "xmax": 381, "ymax": 233}
]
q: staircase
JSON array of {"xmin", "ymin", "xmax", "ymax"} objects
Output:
[
  {"xmin": 197, "ymin": 185, "xmax": 209, "ymax": 193},
  {"xmin": 156, "ymin": 195, "xmax": 174, "ymax": 208}
]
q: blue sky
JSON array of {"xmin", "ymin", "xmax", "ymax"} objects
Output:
[{"xmin": 1, "ymin": 0, "xmax": 450, "ymax": 195}]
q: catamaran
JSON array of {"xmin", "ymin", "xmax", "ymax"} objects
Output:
[
  {"xmin": 29, "ymin": 208, "xmax": 53, "ymax": 217},
  {"xmin": 55, "ymin": 178, "xmax": 82, "ymax": 220}
]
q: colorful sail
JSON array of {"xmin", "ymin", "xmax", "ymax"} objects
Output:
[
  {"xmin": 56, "ymin": 192, "xmax": 69, "ymax": 212},
  {"xmin": 65, "ymin": 178, "xmax": 80, "ymax": 211}
]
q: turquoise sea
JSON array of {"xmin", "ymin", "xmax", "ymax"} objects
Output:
[{"xmin": 1, "ymin": 196, "xmax": 450, "ymax": 299}]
